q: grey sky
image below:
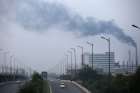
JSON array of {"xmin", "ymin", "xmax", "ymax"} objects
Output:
[{"xmin": 0, "ymin": 0, "xmax": 140, "ymax": 73}]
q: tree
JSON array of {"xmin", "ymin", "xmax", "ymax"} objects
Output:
[
  {"xmin": 129, "ymin": 66, "xmax": 140, "ymax": 93},
  {"xmin": 78, "ymin": 65, "xmax": 99, "ymax": 82}
]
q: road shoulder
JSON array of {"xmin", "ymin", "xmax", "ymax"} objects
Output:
[{"xmin": 62, "ymin": 80, "xmax": 91, "ymax": 93}]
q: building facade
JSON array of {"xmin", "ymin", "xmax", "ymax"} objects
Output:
[{"xmin": 83, "ymin": 52, "xmax": 118, "ymax": 73}]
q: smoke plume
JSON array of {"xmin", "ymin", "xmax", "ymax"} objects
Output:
[{"xmin": 15, "ymin": 0, "xmax": 136, "ymax": 47}]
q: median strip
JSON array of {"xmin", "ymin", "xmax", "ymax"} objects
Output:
[{"xmin": 18, "ymin": 72, "xmax": 51, "ymax": 93}]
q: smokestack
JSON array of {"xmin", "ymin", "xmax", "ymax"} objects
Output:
[
  {"xmin": 128, "ymin": 50, "xmax": 131, "ymax": 68},
  {"xmin": 123, "ymin": 61, "xmax": 125, "ymax": 70},
  {"xmin": 131, "ymin": 60, "xmax": 134, "ymax": 73},
  {"xmin": 135, "ymin": 44, "xmax": 138, "ymax": 69},
  {"xmin": 127, "ymin": 61, "xmax": 129, "ymax": 73}
]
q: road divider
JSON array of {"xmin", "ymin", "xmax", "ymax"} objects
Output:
[
  {"xmin": 62, "ymin": 80, "xmax": 91, "ymax": 93},
  {"xmin": 49, "ymin": 83, "xmax": 53, "ymax": 93}
]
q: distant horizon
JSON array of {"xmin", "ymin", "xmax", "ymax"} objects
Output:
[{"xmin": 0, "ymin": 0, "xmax": 140, "ymax": 73}]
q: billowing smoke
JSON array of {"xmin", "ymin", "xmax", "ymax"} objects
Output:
[{"xmin": 16, "ymin": 0, "xmax": 136, "ymax": 47}]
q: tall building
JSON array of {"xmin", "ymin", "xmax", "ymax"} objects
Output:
[{"xmin": 83, "ymin": 52, "xmax": 118, "ymax": 73}]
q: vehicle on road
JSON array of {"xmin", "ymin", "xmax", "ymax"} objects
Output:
[
  {"xmin": 60, "ymin": 82, "xmax": 66, "ymax": 88},
  {"xmin": 16, "ymin": 80, "xmax": 21, "ymax": 83}
]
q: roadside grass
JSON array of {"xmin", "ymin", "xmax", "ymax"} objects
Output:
[
  {"xmin": 18, "ymin": 72, "xmax": 50, "ymax": 93},
  {"xmin": 43, "ymin": 80, "xmax": 50, "ymax": 93}
]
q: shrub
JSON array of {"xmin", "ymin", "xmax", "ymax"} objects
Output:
[{"xmin": 18, "ymin": 72, "xmax": 46, "ymax": 93}]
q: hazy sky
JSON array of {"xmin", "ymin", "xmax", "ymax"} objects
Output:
[{"xmin": 0, "ymin": 0, "xmax": 140, "ymax": 73}]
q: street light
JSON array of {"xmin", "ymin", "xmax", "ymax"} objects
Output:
[
  {"xmin": 101, "ymin": 36, "xmax": 111, "ymax": 93},
  {"xmin": 101, "ymin": 36, "xmax": 111, "ymax": 74},
  {"xmin": 132, "ymin": 24, "xmax": 140, "ymax": 29},
  {"xmin": 13, "ymin": 57, "xmax": 16, "ymax": 80},
  {"xmin": 71, "ymin": 48, "xmax": 77, "ymax": 74},
  {"xmin": 87, "ymin": 41, "xmax": 94, "ymax": 69},
  {"xmin": 135, "ymin": 45, "xmax": 138, "ymax": 69},
  {"xmin": 131, "ymin": 24, "xmax": 140, "ymax": 69},
  {"xmin": 0, "ymin": 49, "xmax": 10, "ymax": 81},
  {"xmin": 68, "ymin": 50, "xmax": 73, "ymax": 75},
  {"xmin": 77, "ymin": 45, "xmax": 84, "ymax": 69},
  {"xmin": 65, "ymin": 54, "xmax": 69, "ymax": 74},
  {"xmin": 10, "ymin": 55, "xmax": 14, "ymax": 80},
  {"xmin": 0, "ymin": 49, "xmax": 3, "ymax": 73},
  {"xmin": 3, "ymin": 51, "xmax": 9, "ymax": 73}
]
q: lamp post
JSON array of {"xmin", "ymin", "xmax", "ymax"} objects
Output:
[
  {"xmin": 0, "ymin": 49, "xmax": 3, "ymax": 82},
  {"xmin": 10, "ymin": 55, "xmax": 14, "ymax": 80},
  {"xmin": 0, "ymin": 49, "xmax": 3, "ymax": 73},
  {"xmin": 68, "ymin": 51, "xmax": 73, "ymax": 75},
  {"xmin": 131, "ymin": 24, "xmax": 140, "ymax": 69},
  {"xmin": 65, "ymin": 54, "xmax": 69, "ymax": 74},
  {"xmin": 3, "ymin": 51, "xmax": 9, "ymax": 73},
  {"xmin": 132, "ymin": 24, "xmax": 140, "ymax": 29},
  {"xmin": 13, "ymin": 57, "xmax": 16, "ymax": 81},
  {"xmin": 135, "ymin": 45, "xmax": 138, "ymax": 68},
  {"xmin": 87, "ymin": 41, "xmax": 94, "ymax": 69},
  {"xmin": 101, "ymin": 36, "xmax": 111, "ymax": 93},
  {"xmin": 71, "ymin": 48, "xmax": 77, "ymax": 74},
  {"xmin": 77, "ymin": 45, "xmax": 84, "ymax": 69}
]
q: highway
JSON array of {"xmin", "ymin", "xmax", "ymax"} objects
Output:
[
  {"xmin": 0, "ymin": 82, "xmax": 22, "ymax": 93},
  {"xmin": 0, "ymin": 79, "xmax": 85, "ymax": 93},
  {"xmin": 50, "ymin": 80, "xmax": 85, "ymax": 93}
]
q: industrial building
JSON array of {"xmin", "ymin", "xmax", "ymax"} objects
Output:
[{"xmin": 83, "ymin": 52, "xmax": 119, "ymax": 73}]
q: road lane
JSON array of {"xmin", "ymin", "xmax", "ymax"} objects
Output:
[
  {"xmin": 50, "ymin": 80, "xmax": 85, "ymax": 93},
  {"xmin": 0, "ymin": 82, "xmax": 22, "ymax": 93}
]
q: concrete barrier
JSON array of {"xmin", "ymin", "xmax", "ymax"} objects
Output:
[
  {"xmin": 48, "ymin": 81, "xmax": 53, "ymax": 93},
  {"xmin": 49, "ymin": 84, "xmax": 53, "ymax": 93},
  {"xmin": 71, "ymin": 81, "xmax": 91, "ymax": 93},
  {"xmin": 62, "ymin": 80, "xmax": 91, "ymax": 93}
]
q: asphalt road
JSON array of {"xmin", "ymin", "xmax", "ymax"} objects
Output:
[
  {"xmin": 0, "ymin": 82, "xmax": 22, "ymax": 93},
  {"xmin": 50, "ymin": 80, "xmax": 85, "ymax": 93}
]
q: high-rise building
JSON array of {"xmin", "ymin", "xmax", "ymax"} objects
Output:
[{"xmin": 83, "ymin": 52, "xmax": 118, "ymax": 73}]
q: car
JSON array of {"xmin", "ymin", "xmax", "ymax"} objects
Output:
[
  {"xmin": 60, "ymin": 82, "xmax": 64, "ymax": 85},
  {"xmin": 60, "ymin": 82, "xmax": 66, "ymax": 88},
  {"xmin": 16, "ymin": 80, "xmax": 21, "ymax": 83}
]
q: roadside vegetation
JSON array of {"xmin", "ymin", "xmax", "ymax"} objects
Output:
[
  {"xmin": 18, "ymin": 72, "xmax": 50, "ymax": 93},
  {"xmin": 61, "ymin": 65, "xmax": 140, "ymax": 93},
  {"xmin": 78, "ymin": 66, "xmax": 140, "ymax": 93}
]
